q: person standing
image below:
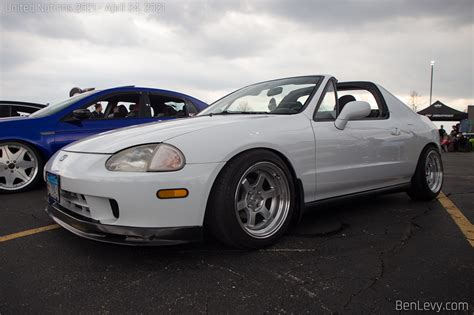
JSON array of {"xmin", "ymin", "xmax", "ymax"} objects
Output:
[{"xmin": 438, "ymin": 125, "xmax": 446, "ymax": 137}]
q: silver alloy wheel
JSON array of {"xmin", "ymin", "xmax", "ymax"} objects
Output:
[
  {"xmin": 234, "ymin": 161, "xmax": 291, "ymax": 239},
  {"xmin": 425, "ymin": 150, "xmax": 443, "ymax": 193},
  {"xmin": 0, "ymin": 143, "xmax": 38, "ymax": 191}
]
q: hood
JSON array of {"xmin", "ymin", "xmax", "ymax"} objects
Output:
[{"xmin": 63, "ymin": 115, "xmax": 273, "ymax": 154}]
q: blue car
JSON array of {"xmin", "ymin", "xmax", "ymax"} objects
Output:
[{"xmin": 0, "ymin": 86, "xmax": 208, "ymax": 193}]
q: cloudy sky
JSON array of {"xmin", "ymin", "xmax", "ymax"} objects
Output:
[{"xmin": 0, "ymin": 0, "xmax": 472, "ymax": 111}]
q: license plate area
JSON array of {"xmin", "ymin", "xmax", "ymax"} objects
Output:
[{"xmin": 46, "ymin": 172, "xmax": 60, "ymax": 202}]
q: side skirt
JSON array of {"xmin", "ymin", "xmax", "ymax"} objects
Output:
[{"xmin": 303, "ymin": 183, "xmax": 411, "ymax": 211}]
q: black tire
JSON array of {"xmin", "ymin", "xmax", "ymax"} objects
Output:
[
  {"xmin": 407, "ymin": 145, "xmax": 443, "ymax": 201},
  {"xmin": 0, "ymin": 141, "xmax": 44, "ymax": 194},
  {"xmin": 205, "ymin": 149, "xmax": 296, "ymax": 249}
]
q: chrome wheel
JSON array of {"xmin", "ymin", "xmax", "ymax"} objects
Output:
[
  {"xmin": 425, "ymin": 150, "xmax": 443, "ymax": 193},
  {"xmin": 234, "ymin": 161, "xmax": 291, "ymax": 239},
  {"xmin": 0, "ymin": 143, "xmax": 39, "ymax": 191}
]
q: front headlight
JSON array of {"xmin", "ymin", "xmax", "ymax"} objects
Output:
[{"xmin": 105, "ymin": 143, "xmax": 185, "ymax": 172}]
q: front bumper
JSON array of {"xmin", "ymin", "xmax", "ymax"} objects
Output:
[
  {"xmin": 44, "ymin": 150, "xmax": 226, "ymax": 245},
  {"xmin": 46, "ymin": 201, "xmax": 202, "ymax": 245}
]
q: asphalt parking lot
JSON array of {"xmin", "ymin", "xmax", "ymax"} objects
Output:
[{"xmin": 1, "ymin": 153, "xmax": 473, "ymax": 314}]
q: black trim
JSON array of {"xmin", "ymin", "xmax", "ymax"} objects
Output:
[
  {"xmin": 109, "ymin": 199, "xmax": 120, "ymax": 218},
  {"xmin": 303, "ymin": 183, "xmax": 410, "ymax": 210},
  {"xmin": 295, "ymin": 179, "xmax": 305, "ymax": 223},
  {"xmin": 46, "ymin": 202, "xmax": 202, "ymax": 246}
]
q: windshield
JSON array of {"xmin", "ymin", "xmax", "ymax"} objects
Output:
[
  {"xmin": 199, "ymin": 76, "xmax": 322, "ymax": 116},
  {"xmin": 30, "ymin": 91, "xmax": 96, "ymax": 118}
]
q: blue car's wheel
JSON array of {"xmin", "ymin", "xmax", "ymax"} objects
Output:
[{"xmin": 0, "ymin": 141, "xmax": 43, "ymax": 193}]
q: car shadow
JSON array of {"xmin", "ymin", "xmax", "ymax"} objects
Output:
[{"xmin": 54, "ymin": 192, "xmax": 418, "ymax": 263}]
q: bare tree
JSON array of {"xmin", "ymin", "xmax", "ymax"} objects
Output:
[
  {"xmin": 409, "ymin": 91, "xmax": 420, "ymax": 112},
  {"xmin": 236, "ymin": 101, "xmax": 249, "ymax": 111}
]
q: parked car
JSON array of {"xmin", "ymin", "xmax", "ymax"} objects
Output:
[
  {"xmin": 44, "ymin": 76, "xmax": 443, "ymax": 248},
  {"xmin": 0, "ymin": 86, "xmax": 208, "ymax": 193},
  {"xmin": 0, "ymin": 101, "xmax": 46, "ymax": 118}
]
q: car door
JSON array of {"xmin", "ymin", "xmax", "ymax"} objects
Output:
[
  {"xmin": 311, "ymin": 79, "xmax": 405, "ymax": 201},
  {"xmin": 53, "ymin": 92, "xmax": 147, "ymax": 152}
]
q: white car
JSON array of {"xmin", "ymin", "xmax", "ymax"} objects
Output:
[{"xmin": 44, "ymin": 75, "xmax": 443, "ymax": 248}]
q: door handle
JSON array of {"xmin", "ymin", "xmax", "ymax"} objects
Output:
[{"xmin": 390, "ymin": 127, "xmax": 401, "ymax": 136}]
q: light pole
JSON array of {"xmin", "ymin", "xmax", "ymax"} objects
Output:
[{"xmin": 429, "ymin": 60, "xmax": 435, "ymax": 106}]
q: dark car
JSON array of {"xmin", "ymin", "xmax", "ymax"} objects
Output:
[
  {"xmin": 0, "ymin": 86, "xmax": 208, "ymax": 193},
  {"xmin": 0, "ymin": 101, "xmax": 46, "ymax": 118}
]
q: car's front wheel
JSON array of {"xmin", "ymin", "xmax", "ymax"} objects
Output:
[
  {"xmin": 0, "ymin": 141, "xmax": 43, "ymax": 193},
  {"xmin": 206, "ymin": 150, "xmax": 295, "ymax": 249},
  {"xmin": 407, "ymin": 145, "xmax": 443, "ymax": 201}
]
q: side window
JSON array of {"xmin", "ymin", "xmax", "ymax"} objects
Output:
[
  {"xmin": 82, "ymin": 93, "xmax": 141, "ymax": 120},
  {"xmin": 337, "ymin": 88, "xmax": 386, "ymax": 119},
  {"xmin": 314, "ymin": 81, "xmax": 337, "ymax": 120},
  {"xmin": 11, "ymin": 106, "xmax": 37, "ymax": 116},
  {"xmin": 0, "ymin": 105, "xmax": 11, "ymax": 117},
  {"xmin": 148, "ymin": 94, "xmax": 188, "ymax": 118},
  {"xmin": 186, "ymin": 101, "xmax": 198, "ymax": 116}
]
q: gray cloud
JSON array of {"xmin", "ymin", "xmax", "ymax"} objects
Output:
[
  {"xmin": 0, "ymin": 0, "xmax": 472, "ymax": 110},
  {"xmin": 0, "ymin": 11, "xmax": 87, "ymax": 40},
  {"xmin": 153, "ymin": 0, "xmax": 473, "ymax": 31},
  {"xmin": 260, "ymin": 0, "xmax": 473, "ymax": 29}
]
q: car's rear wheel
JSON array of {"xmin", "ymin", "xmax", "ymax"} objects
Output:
[
  {"xmin": 0, "ymin": 141, "xmax": 43, "ymax": 193},
  {"xmin": 206, "ymin": 150, "xmax": 295, "ymax": 249},
  {"xmin": 407, "ymin": 145, "xmax": 443, "ymax": 201}
]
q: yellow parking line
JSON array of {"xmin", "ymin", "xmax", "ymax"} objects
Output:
[
  {"xmin": 0, "ymin": 224, "xmax": 60, "ymax": 243},
  {"xmin": 438, "ymin": 192, "xmax": 474, "ymax": 248}
]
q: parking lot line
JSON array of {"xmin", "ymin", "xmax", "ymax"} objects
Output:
[
  {"xmin": 1, "ymin": 191, "xmax": 472, "ymax": 249},
  {"xmin": 0, "ymin": 224, "xmax": 60, "ymax": 243},
  {"xmin": 438, "ymin": 192, "xmax": 474, "ymax": 248}
]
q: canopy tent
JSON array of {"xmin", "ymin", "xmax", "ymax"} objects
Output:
[{"xmin": 417, "ymin": 100, "xmax": 468, "ymax": 121}]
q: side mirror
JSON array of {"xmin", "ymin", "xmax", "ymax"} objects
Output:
[
  {"xmin": 72, "ymin": 109, "xmax": 91, "ymax": 120},
  {"xmin": 334, "ymin": 101, "xmax": 371, "ymax": 130}
]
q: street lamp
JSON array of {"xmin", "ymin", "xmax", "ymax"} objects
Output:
[{"xmin": 429, "ymin": 60, "xmax": 435, "ymax": 106}]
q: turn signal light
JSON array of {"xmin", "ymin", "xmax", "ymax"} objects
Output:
[{"xmin": 157, "ymin": 189, "xmax": 188, "ymax": 199}]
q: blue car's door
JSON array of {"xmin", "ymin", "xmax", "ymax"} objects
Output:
[{"xmin": 53, "ymin": 92, "xmax": 151, "ymax": 152}]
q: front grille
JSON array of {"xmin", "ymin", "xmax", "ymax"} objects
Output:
[
  {"xmin": 60, "ymin": 190, "xmax": 91, "ymax": 218},
  {"xmin": 58, "ymin": 189, "xmax": 119, "ymax": 222}
]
